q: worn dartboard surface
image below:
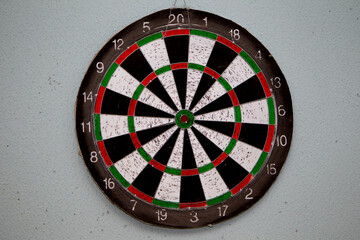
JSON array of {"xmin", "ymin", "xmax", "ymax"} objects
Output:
[{"xmin": 76, "ymin": 8, "xmax": 293, "ymax": 228}]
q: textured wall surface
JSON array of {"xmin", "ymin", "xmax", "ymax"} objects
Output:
[{"xmin": 1, "ymin": 0, "xmax": 359, "ymax": 239}]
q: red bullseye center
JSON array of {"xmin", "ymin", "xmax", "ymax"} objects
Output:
[{"xmin": 180, "ymin": 115, "xmax": 189, "ymax": 123}]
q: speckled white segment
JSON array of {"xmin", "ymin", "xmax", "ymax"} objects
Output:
[
  {"xmin": 195, "ymin": 107, "xmax": 234, "ymax": 122},
  {"xmin": 192, "ymin": 80, "xmax": 227, "ymax": 113},
  {"xmin": 186, "ymin": 69, "xmax": 203, "ymax": 109},
  {"xmin": 142, "ymin": 125, "xmax": 177, "ymax": 157},
  {"xmin": 154, "ymin": 173, "xmax": 181, "ymax": 202},
  {"xmin": 188, "ymin": 35, "xmax": 216, "ymax": 66},
  {"xmin": 222, "ymin": 55, "xmax": 255, "ymax": 88},
  {"xmin": 193, "ymin": 123, "xmax": 231, "ymax": 151},
  {"xmin": 140, "ymin": 38, "xmax": 170, "ymax": 71},
  {"xmin": 106, "ymin": 66, "xmax": 138, "ymax": 98},
  {"xmin": 167, "ymin": 130, "xmax": 184, "ymax": 169},
  {"xmin": 199, "ymin": 168, "xmax": 229, "ymax": 200},
  {"xmin": 241, "ymin": 99, "xmax": 269, "ymax": 124},
  {"xmin": 157, "ymin": 71, "xmax": 182, "ymax": 110},
  {"xmin": 100, "ymin": 115, "xmax": 129, "ymax": 140},
  {"xmin": 188, "ymin": 129, "xmax": 212, "ymax": 167},
  {"xmin": 134, "ymin": 117, "xmax": 174, "ymax": 132},
  {"xmin": 229, "ymin": 141, "xmax": 262, "ymax": 172},
  {"xmin": 138, "ymin": 87, "xmax": 176, "ymax": 115},
  {"xmin": 114, "ymin": 150, "xmax": 148, "ymax": 184}
]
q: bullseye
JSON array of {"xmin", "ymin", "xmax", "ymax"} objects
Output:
[
  {"xmin": 180, "ymin": 115, "xmax": 189, "ymax": 123},
  {"xmin": 175, "ymin": 110, "xmax": 194, "ymax": 129}
]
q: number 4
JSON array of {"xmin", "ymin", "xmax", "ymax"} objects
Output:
[{"xmin": 255, "ymin": 50, "xmax": 262, "ymax": 60}]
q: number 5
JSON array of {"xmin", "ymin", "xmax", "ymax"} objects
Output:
[{"xmin": 143, "ymin": 22, "xmax": 150, "ymax": 32}]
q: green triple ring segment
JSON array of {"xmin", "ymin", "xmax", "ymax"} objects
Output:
[{"xmin": 175, "ymin": 110, "xmax": 194, "ymax": 129}]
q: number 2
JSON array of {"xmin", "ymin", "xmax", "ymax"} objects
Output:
[{"xmin": 245, "ymin": 188, "xmax": 253, "ymax": 199}]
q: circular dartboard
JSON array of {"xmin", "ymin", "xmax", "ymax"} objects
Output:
[{"xmin": 76, "ymin": 8, "xmax": 293, "ymax": 228}]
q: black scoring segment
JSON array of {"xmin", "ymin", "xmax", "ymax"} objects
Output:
[
  {"xmin": 182, "ymin": 130, "xmax": 197, "ymax": 169},
  {"xmin": 101, "ymin": 89, "xmax": 130, "ymax": 115},
  {"xmin": 206, "ymin": 41, "xmax": 238, "ymax": 74},
  {"xmin": 189, "ymin": 74, "xmax": 216, "ymax": 111},
  {"xmin": 195, "ymin": 120, "xmax": 235, "ymax": 137},
  {"xmin": 238, "ymin": 123, "xmax": 268, "ymax": 149},
  {"xmin": 216, "ymin": 156, "xmax": 249, "ymax": 189},
  {"xmin": 147, "ymin": 78, "xmax": 179, "ymax": 112},
  {"xmin": 153, "ymin": 128, "xmax": 180, "ymax": 165},
  {"xmin": 135, "ymin": 101, "xmax": 174, "ymax": 118},
  {"xmin": 121, "ymin": 49, "xmax": 153, "ymax": 81},
  {"xmin": 194, "ymin": 93, "xmax": 233, "ymax": 116},
  {"xmin": 172, "ymin": 69, "xmax": 188, "ymax": 109},
  {"xmin": 180, "ymin": 175, "xmax": 206, "ymax": 203},
  {"xmin": 136, "ymin": 124, "xmax": 175, "ymax": 146},
  {"xmin": 164, "ymin": 35, "xmax": 189, "ymax": 63},
  {"xmin": 103, "ymin": 134, "xmax": 135, "ymax": 162},
  {"xmin": 190, "ymin": 127, "xmax": 223, "ymax": 161},
  {"xmin": 131, "ymin": 165, "xmax": 163, "ymax": 197},
  {"xmin": 234, "ymin": 75, "xmax": 266, "ymax": 104}
]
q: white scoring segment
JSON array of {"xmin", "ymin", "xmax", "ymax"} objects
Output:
[
  {"xmin": 154, "ymin": 173, "xmax": 181, "ymax": 202},
  {"xmin": 195, "ymin": 107, "xmax": 234, "ymax": 122},
  {"xmin": 221, "ymin": 55, "xmax": 255, "ymax": 88},
  {"xmin": 193, "ymin": 124, "xmax": 231, "ymax": 151},
  {"xmin": 140, "ymin": 38, "xmax": 170, "ymax": 71},
  {"xmin": 186, "ymin": 69, "xmax": 203, "ymax": 109},
  {"xmin": 188, "ymin": 35, "xmax": 216, "ymax": 66},
  {"xmin": 134, "ymin": 116, "xmax": 174, "ymax": 132},
  {"xmin": 192, "ymin": 80, "xmax": 227, "ymax": 113},
  {"xmin": 142, "ymin": 126, "xmax": 177, "ymax": 157},
  {"xmin": 138, "ymin": 87, "xmax": 176, "ymax": 116},
  {"xmin": 106, "ymin": 66, "xmax": 138, "ymax": 98},
  {"xmin": 114, "ymin": 150, "xmax": 148, "ymax": 184},
  {"xmin": 188, "ymin": 129, "xmax": 212, "ymax": 167},
  {"xmin": 199, "ymin": 168, "xmax": 229, "ymax": 200},
  {"xmin": 100, "ymin": 115, "xmax": 129, "ymax": 140},
  {"xmin": 167, "ymin": 130, "xmax": 184, "ymax": 169},
  {"xmin": 240, "ymin": 99, "xmax": 269, "ymax": 124},
  {"xmin": 157, "ymin": 71, "xmax": 182, "ymax": 110},
  {"xmin": 229, "ymin": 141, "xmax": 262, "ymax": 172}
]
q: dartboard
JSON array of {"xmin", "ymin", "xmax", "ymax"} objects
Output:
[{"xmin": 76, "ymin": 8, "xmax": 293, "ymax": 228}]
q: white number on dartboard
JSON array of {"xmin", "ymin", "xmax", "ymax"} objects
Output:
[
  {"xmin": 82, "ymin": 91, "xmax": 93, "ymax": 103},
  {"xmin": 267, "ymin": 163, "xmax": 277, "ymax": 175},
  {"xmin": 89, "ymin": 151, "xmax": 98, "ymax": 163},
  {"xmin": 255, "ymin": 50, "xmax": 262, "ymax": 60},
  {"xmin": 155, "ymin": 209, "xmax": 167, "ymax": 221},
  {"xmin": 245, "ymin": 188, "xmax": 253, "ymax": 200},
  {"xmin": 169, "ymin": 13, "xmax": 184, "ymax": 24},
  {"xmin": 143, "ymin": 22, "xmax": 150, "ymax": 32},
  {"xmin": 203, "ymin": 17, "xmax": 208, "ymax": 26},
  {"xmin": 190, "ymin": 211, "xmax": 199, "ymax": 223},
  {"xmin": 217, "ymin": 205, "xmax": 228, "ymax": 217},
  {"xmin": 276, "ymin": 135, "xmax": 287, "ymax": 147},
  {"xmin": 270, "ymin": 77, "xmax": 281, "ymax": 88},
  {"xmin": 81, "ymin": 121, "xmax": 91, "ymax": 133},
  {"xmin": 130, "ymin": 200, "xmax": 137, "ymax": 211},
  {"xmin": 96, "ymin": 62, "xmax": 104, "ymax": 73},
  {"xmin": 103, "ymin": 178, "xmax": 115, "ymax": 189},
  {"xmin": 229, "ymin": 29, "xmax": 240, "ymax": 40},
  {"xmin": 112, "ymin": 39, "xmax": 124, "ymax": 50},
  {"xmin": 278, "ymin": 105, "xmax": 286, "ymax": 116}
]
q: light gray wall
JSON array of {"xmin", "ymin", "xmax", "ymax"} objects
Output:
[{"xmin": 1, "ymin": 0, "xmax": 359, "ymax": 239}]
